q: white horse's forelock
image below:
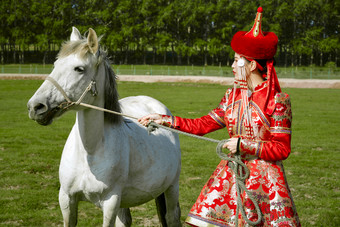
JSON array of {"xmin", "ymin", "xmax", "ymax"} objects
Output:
[{"xmin": 58, "ymin": 35, "xmax": 105, "ymax": 64}]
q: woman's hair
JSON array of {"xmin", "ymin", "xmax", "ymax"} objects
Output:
[
  {"xmin": 245, "ymin": 58, "xmax": 276, "ymax": 74},
  {"xmin": 244, "ymin": 58, "xmax": 276, "ymax": 74},
  {"xmin": 255, "ymin": 59, "xmax": 268, "ymax": 73}
]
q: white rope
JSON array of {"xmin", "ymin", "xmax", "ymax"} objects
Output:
[
  {"xmin": 78, "ymin": 102, "xmax": 140, "ymax": 120},
  {"xmin": 75, "ymin": 81, "xmax": 96, "ymax": 105},
  {"xmin": 147, "ymin": 121, "xmax": 222, "ymax": 143}
]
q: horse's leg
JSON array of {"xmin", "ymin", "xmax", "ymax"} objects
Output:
[
  {"xmin": 59, "ymin": 188, "xmax": 78, "ymax": 227},
  {"xmin": 102, "ymin": 193, "xmax": 121, "ymax": 227},
  {"xmin": 115, "ymin": 208, "xmax": 132, "ymax": 227},
  {"xmin": 155, "ymin": 193, "xmax": 167, "ymax": 227},
  {"xmin": 163, "ymin": 183, "xmax": 181, "ymax": 227}
]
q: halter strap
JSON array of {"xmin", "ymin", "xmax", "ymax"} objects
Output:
[
  {"xmin": 45, "ymin": 77, "xmax": 72, "ymax": 103},
  {"xmin": 45, "ymin": 76, "xmax": 97, "ymax": 109}
]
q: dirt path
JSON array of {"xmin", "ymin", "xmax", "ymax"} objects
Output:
[{"xmin": 1, "ymin": 74, "xmax": 339, "ymax": 89}]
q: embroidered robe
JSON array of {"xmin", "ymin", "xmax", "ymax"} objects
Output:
[{"xmin": 162, "ymin": 81, "xmax": 300, "ymax": 227}]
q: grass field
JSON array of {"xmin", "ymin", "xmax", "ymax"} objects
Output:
[
  {"xmin": 0, "ymin": 80, "xmax": 339, "ymax": 226},
  {"xmin": 1, "ymin": 64, "xmax": 340, "ymax": 80}
]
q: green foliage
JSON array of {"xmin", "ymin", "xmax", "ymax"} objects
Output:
[
  {"xmin": 325, "ymin": 61, "xmax": 336, "ymax": 69},
  {"xmin": 0, "ymin": 0, "xmax": 338, "ymax": 66}
]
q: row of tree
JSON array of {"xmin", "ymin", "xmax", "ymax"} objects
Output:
[{"xmin": 0, "ymin": 0, "xmax": 339, "ymax": 66}]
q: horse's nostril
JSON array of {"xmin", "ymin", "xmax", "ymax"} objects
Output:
[
  {"xmin": 34, "ymin": 103, "xmax": 46, "ymax": 111},
  {"xmin": 33, "ymin": 103, "xmax": 48, "ymax": 115}
]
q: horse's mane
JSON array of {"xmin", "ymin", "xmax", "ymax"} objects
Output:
[
  {"xmin": 58, "ymin": 38, "xmax": 122, "ymax": 124},
  {"xmin": 102, "ymin": 59, "xmax": 122, "ymax": 124}
]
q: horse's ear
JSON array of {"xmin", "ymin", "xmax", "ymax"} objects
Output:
[
  {"xmin": 70, "ymin": 27, "xmax": 82, "ymax": 41},
  {"xmin": 87, "ymin": 28, "xmax": 99, "ymax": 54}
]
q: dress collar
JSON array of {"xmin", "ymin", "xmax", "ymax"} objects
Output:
[{"xmin": 253, "ymin": 80, "xmax": 268, "ymax": 93}]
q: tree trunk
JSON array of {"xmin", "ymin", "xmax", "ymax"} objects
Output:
[
  {"xmin": 152, "ymin": 47, "xmax": 156, "ymax": 65},
  {"xmin": 143, "ymin": 49, "xmax": 146, "ymax": 65},
  {"xmin": 310, "ymin": 53, "xmax": 313, "ymax": 66},
  {"xmin": 12, "ymin": 44, "xmax": 16, "ymax": 63},
  {"xmin": 163, "ymin": 51, "xmax": 166, "ymax": 64},
  {"xmin": 1, "ymin": 44, "xmax": 5, "ymax": 64},
  {"xmin": 335, "ymin": 50, "xmax": 338, "ymax": 67},
  {"xmin": 226, "ymin": 54, "xmax": 230, "ymax": 66},
  {"xmin": 0, "ymin": 49, "xmax": 2, "ymax": 64},
  {"xmin": 171, "ymin": 43, "xmax": 175, "ymax": 65},
  {"xmin": 204, "ymin": 46, "xmax": 208, "ymax": 66},
  {"xmin": 124, "ymin": 46, "xmax": 128, "ymax": 64},
  {"xmin": 177, "ymin": 53, "xmax": 182, "ymax": 65},
  {"xmin": 291, "ymin": 51, "xmax": 294, "ymax": 67},
  {"xmin": 299, "ymin": 55, "xmax": 302, "ymax": 66},
  {"xmin": 284, "ymin": 46, "xmax": 287, "ymax": 67}
]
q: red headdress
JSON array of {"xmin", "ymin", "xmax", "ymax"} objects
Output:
[{"xmin": 231, "ymin": 7, "xmax": 281, "ymax": 115}]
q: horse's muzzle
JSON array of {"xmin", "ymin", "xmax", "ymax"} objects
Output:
[{"xmin": 27, "ymin": 98, "xmax": 60, "ymax": 126}]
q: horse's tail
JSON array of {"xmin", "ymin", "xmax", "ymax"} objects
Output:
[{"xmin": 155, "ymin": 193, "xmax": 167, "ymax": 227}]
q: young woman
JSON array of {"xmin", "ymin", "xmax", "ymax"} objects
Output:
[{"xmin": 139, "ymin": 7, "xmax": 300, "ymax": 227}]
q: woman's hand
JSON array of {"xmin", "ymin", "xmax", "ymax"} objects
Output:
[
  {"xmin": 222, "ymin": 137, "xmax": 240, "ymax": 154},
  {"xmin": 138, "ymin": 113, "xmax": 162, "ymax": 127}
]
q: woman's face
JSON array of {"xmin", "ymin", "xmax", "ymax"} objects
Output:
[{"xmin": 232, "ymin": 53, "xmax": 250, "ymax": 80}]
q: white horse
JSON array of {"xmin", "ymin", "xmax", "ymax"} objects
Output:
[{"xmin": 27, "ymin": 27, "xmax": 181, "ymax": 227}]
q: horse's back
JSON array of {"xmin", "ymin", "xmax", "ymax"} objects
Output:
[
  {"xmin": 120, "ymin": 95, "xmax": 171, "ymax": 118},
  {"xmin": 119, "ymin": 95, "xmax": 180, "ymax": 147},
  {"xmin": 119, "ymin": 95, "xmax": 179, "ymax": 146}
]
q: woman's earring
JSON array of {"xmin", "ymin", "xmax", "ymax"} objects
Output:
[{"xmin": 237, "ymin": 58, "xmax": 245, "ymax": 67}]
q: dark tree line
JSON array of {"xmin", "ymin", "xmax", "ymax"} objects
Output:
[{"xmin": 0, "ymin": 0, "xmax": 339, "ymax": 66}]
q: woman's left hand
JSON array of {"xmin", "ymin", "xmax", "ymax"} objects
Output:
[{"xmin": 222, "ymin": 138, "xmax": 240, "ymax": 154}]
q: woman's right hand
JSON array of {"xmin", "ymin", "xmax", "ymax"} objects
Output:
[{"xmin": 138, "ymin": 113, "xmax": 162, "ymax": 127}]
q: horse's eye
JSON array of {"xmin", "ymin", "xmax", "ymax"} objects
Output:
[{"xmin": 74, "ymin": 67, "xmax": 84, "ymax": 73}]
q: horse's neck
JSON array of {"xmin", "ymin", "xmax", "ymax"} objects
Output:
[
  {"xmin": 76, "ymin": 107, "xmax": 105, "ymax": 153},
  {"xmin": 73, "ymin": 62, "xmax": 123, "ymax": 154}
]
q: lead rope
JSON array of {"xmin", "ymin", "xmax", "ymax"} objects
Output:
[
  {"xmin": 45, "ymin": 76, "xmax": 262, "ymax": 226},
  {"xmin": 216, "ymin": 141, "xmax": 262, "ymax": 226},
  {"xmin": 149, "ymin": 122, "xmax": 262, "ymax": 226}
]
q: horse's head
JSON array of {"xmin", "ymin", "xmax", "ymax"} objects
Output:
[{"xmin": 27, "ymin": 27, "xmax": 120, "ymax": 125}]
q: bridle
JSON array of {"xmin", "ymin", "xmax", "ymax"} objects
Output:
[
  {"xmin": 45, "ymin": 50, "xmax": 101, "ymax": 111},
  {"xmin": 44, "ymin": 62, "xmax": 138, "ymax": 121},
  {"xmin": 45, "ymin": 76, "xmax": 98, "ymax": 110}
]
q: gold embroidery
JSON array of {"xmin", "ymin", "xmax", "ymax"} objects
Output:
[
  {"xmin": 270, "ymin": 126, "xmax": 291, "ymax": 134},
  {"xmin": 209, "ymin": 111, "xmax": 226, "ymax": 127},
  {"xmin": 273, "ymin": 93, "xmax": 292, "ymax": 123}
]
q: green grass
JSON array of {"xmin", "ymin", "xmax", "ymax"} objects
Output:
[
  {"xmin": 1, "ymin": 64, "xmax": 340, "ymax": 79},
  {"xmin": 0, "ymin": 80, "xmax": 339, "ymax": 226}
]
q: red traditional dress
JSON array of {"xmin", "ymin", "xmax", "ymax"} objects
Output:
[{"xmin": 161, "ymin": 80, "xmax": 301, "ymax": 226}]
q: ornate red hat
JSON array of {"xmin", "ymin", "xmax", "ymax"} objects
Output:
[
  {"xmin": 231, "ymin": 7, "xmax": 278, "ymax": 60},
  {"xmin": 231, "ymin": 7, "xmax": 281, "ymax": 115}
]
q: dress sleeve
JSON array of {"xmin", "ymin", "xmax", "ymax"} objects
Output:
[
  {"xmin": 160, "ymin": 89, "xmax": 231, "ymax": 136},
  {"xmin": 239, "ymin": 93, "xmax": 292, "ymax": 161}
]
